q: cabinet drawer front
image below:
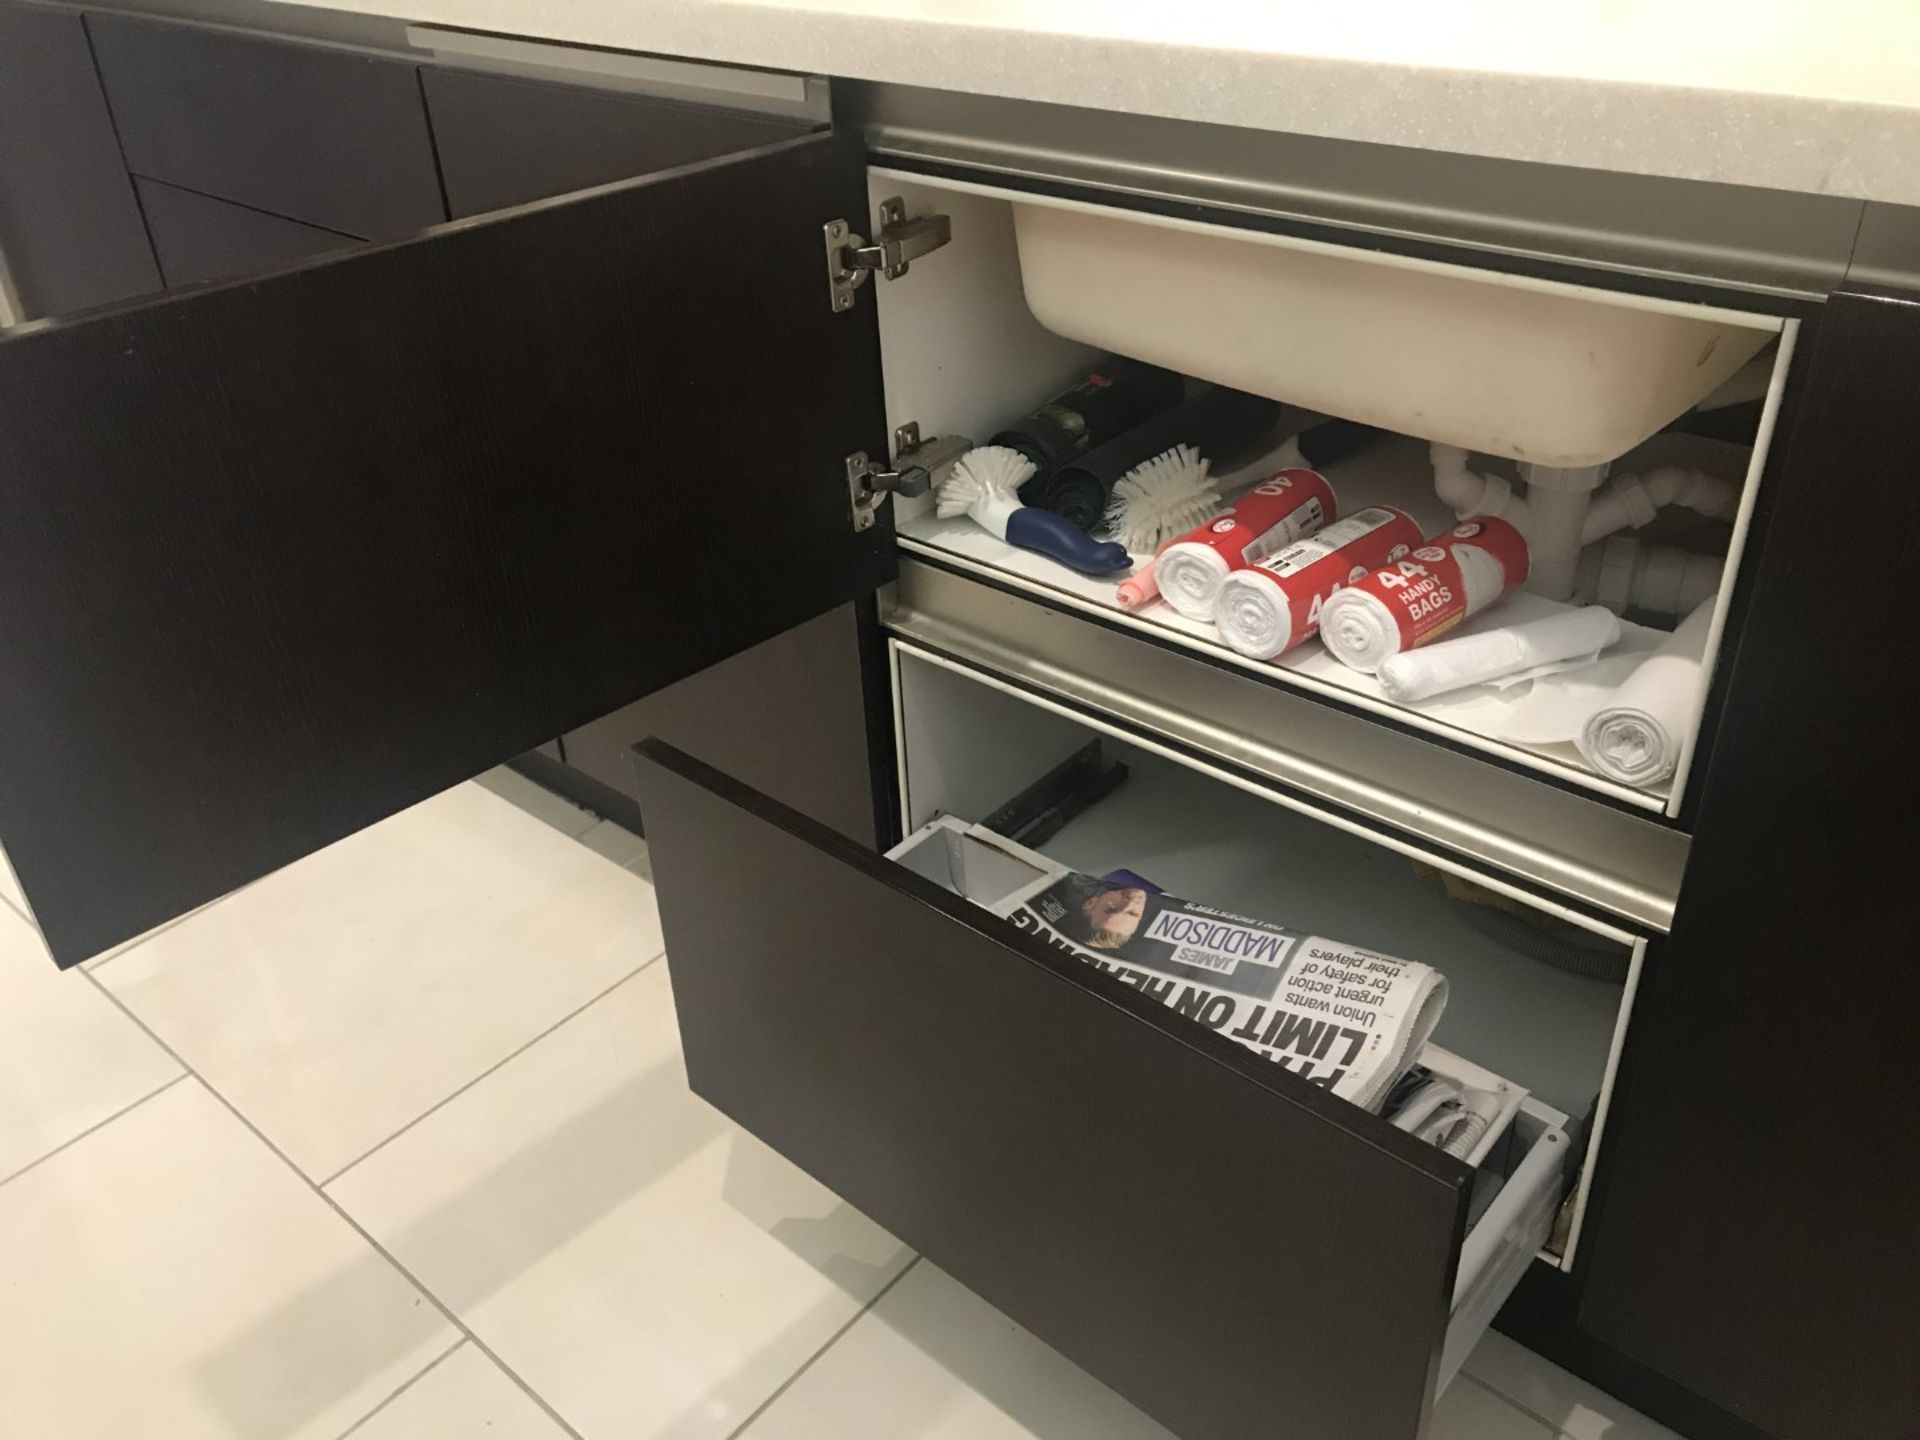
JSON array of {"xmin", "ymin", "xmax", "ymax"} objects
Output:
[
  {"xmin": 422, "ymin": 67, "xmax": 808, "ymax": 219},
  {"xmin": 87, "ymin": 12, "xmax": 444, "ymax": 239},
  {"xmin": 634, "ymin": 739, "xmax": 1472, "ymax": 1440},
  {"xmin": 0, "ymin": 133, "xmax": 890, "ymax": 965},
  {"xmin": 136, "ymin": 177, "xmax": 361, "ymax": 289}
]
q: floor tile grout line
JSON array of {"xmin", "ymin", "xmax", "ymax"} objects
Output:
[
  {"xmin": 332, "ymin": 1336, "xmax": 467, "ymax": 1440},
  {"xmin": 725, "ymin": 1254, "xmax": 924, "ymax": 1440},
  {"xmin": 236, "ymin": 1073, "xmax": 594, "ymax": 1440},
  {"xmin": 81, "ymin": 971, "xmax": 593, "ymax": 1440},
  {"xmin": 1457, "ymin": 1360, "xmax": 1604, "ymax": 1438},
  {"xmin": 316, "ymin": 952, "xmax": 666, "ymax": 1189},
  {"xmin": 0, "ymin": 1070, "xmax": 189, "ymax": 1192},
  {"xmin": 1455, "ymin": 1371, "xmax": 1565, "ymax": 1436}
]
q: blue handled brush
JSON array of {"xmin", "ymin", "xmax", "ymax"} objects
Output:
[{"xmin": 937, "ymin": 446, "xmax": 1130, "ymax": 575}]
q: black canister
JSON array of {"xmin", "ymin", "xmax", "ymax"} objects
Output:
[
  {"xmin": 1293, "ymin": 417, "xmax": 1384, "ymax": 471},
  {"xmin": 1039, "ymin": 386, "xmax": 1283, "ymax": 533},
  {"xmin": 992, "ymin": 357, "xmax": 1184, "ymax": 499}
]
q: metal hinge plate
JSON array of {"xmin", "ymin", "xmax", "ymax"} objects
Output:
[
  {"xmin": 824, "ymin": 197, "xmax": 952, "ymax": 312},
  {"xmin": 847, "ymin": 422, "xmax": 972, "ymax": 531}
]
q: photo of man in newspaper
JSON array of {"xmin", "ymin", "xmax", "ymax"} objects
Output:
[
  {"xmin": 1003, "ymin": 864, "xmax": 1447, "ymax": 1111},
  {"xmin": 1027, "ymin": 872, "xmax": 1297, "ymax": 1000}
]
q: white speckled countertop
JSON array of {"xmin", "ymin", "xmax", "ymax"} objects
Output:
[{"xmin": 287, "ymin": 0, "xmax": 1920, "ymax": 205}]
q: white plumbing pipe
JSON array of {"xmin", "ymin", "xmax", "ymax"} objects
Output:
[
  {"xmin": 1430, "ymin": 444, "xmax": 1518, "ymax": 523},
  {"xmin": 1575, "ymin": 535, "xmax": 1722, "ymax": 617},
  {"xmin": 1519, "ymin": 461, "xmax": 1608, "ymax": 601},
  {"xmin": 1582, "ymin": 467, "xmax": 1740, "ymax": 545},
  {"xmin": 1432, "ymin": 446, "xmax": 1738, "ymax": 603},
  {"xmin": 1429, "ymin": 446, "xmax": 1603, "ymax": 600}
]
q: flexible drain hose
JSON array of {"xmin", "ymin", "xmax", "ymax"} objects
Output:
[{"xmin": 1391, "ymin": 1077, "xmax": 1501, "ymax": 1160}]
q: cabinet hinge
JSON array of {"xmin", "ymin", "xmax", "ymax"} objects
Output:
[
  {"xmin": 824, "ymin": 197, "xmax": 952, "ymax": 312},
  {"xmin": 847, "ymin": 422, "xmax": 971, "ymax": 532}
]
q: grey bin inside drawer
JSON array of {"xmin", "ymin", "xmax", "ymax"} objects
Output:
[{"xmin": 887, "ymin": 814, "xmax": 1572, "ymax": 1393}]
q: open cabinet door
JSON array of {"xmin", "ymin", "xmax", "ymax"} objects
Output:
[{"xmin": 0, "ymin": 132, "xmax": 891, "ymax": 965}]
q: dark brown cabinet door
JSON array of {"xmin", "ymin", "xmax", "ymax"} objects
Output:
[
  {"xmin": 0, "ymin": 132, "xmax": 892, "ymax": 966},
  {"xmin": 634, "ymin": 739, "xmax": 1475, "ymax": 1440}
]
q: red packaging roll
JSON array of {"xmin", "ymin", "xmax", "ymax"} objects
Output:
[
  {"xmin": 1212, "ymin": 506, "xmax": 1423, "ymax": 659},
  {"xmin": 1152, "ymin": 468, "xmax": 1337, "ymax": 619},
  {"xmin": 1319, "ymin": 517, "xmax": 1532, "ymax": 672}
]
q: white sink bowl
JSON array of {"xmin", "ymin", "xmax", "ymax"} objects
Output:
[{"xmin": 1012, "ymin": 200, "xmax": 1775, "ymax": 468}]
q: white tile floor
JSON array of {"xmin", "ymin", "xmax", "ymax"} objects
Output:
[{"xmin": 0, "ymin": 772, "xmax": 1687, "ymax": 1440}]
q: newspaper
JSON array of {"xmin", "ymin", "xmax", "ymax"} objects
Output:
[{"xmin": 987, "ymin": 851, "xmax": 1449, "ymax": 1114}]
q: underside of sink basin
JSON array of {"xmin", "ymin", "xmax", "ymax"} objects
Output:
[{"xmin": 1011, "ymin": 201, "xmax": 1776, "ymax": 468}]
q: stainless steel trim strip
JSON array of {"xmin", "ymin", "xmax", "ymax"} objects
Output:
[
  {"xmin": 886, "ymin": 560, "xmax": 1688, "ymax": 932},
  {"xmin": 844, "ymin": 81, "xmax": 1859, "ymax": 300},
  {"xmin": 405, "ymin": 26, "xmax": 830, "ymax": 120}
]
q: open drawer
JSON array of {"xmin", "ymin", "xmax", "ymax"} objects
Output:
[
  {"xmin": 635, "ymin": 643, "xmax": 1625, "ymax": 1438},
  {"xmin": 889, "ymin": 811, "xmax": 1574, "ymax": 1388}
]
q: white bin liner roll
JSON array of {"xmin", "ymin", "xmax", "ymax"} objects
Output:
[
  {"xmin": 1320, "ymin": 518, "xmax": 1531, "ymax": 672},
  {"xmin": 1576, "ymin": 596, "xmax": 1717, "ymax": 787},
  {"xmin": 1213, "ymin": 506, "xmax": 1422, "ymax": 660},
  {"xmin": 1377, "ymin": 605, "xmax": 1622, "ymax": 703},
  {"xmin": 1152, "ymin": 468, "xmax": 1337, "ymax": 619}
]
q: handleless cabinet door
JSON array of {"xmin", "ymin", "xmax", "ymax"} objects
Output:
[{"xmin": 0, "ymin": 132, "xmax": 891, "ymax": 966}]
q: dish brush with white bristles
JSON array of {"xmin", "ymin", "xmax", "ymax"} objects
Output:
[
  {"xmin": 936, "ymin": 444, "xmax": 1036, "ymax": 531},
  {"xmin": 1103, "ymin": 444, "xmax": 1222, "ymax": 553},
  {"xmin": 935, "ymin": 445, "xmax": 1132, "ymax": 574}
]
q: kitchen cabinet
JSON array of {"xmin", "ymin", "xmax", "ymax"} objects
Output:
[
  {"xmin": 0, "ymin": 0, "xmax": 159, "ymax": 317},
  {"xmin": 0, "ymin": 25, "xmax": 1912, "ymax": 1440}
]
